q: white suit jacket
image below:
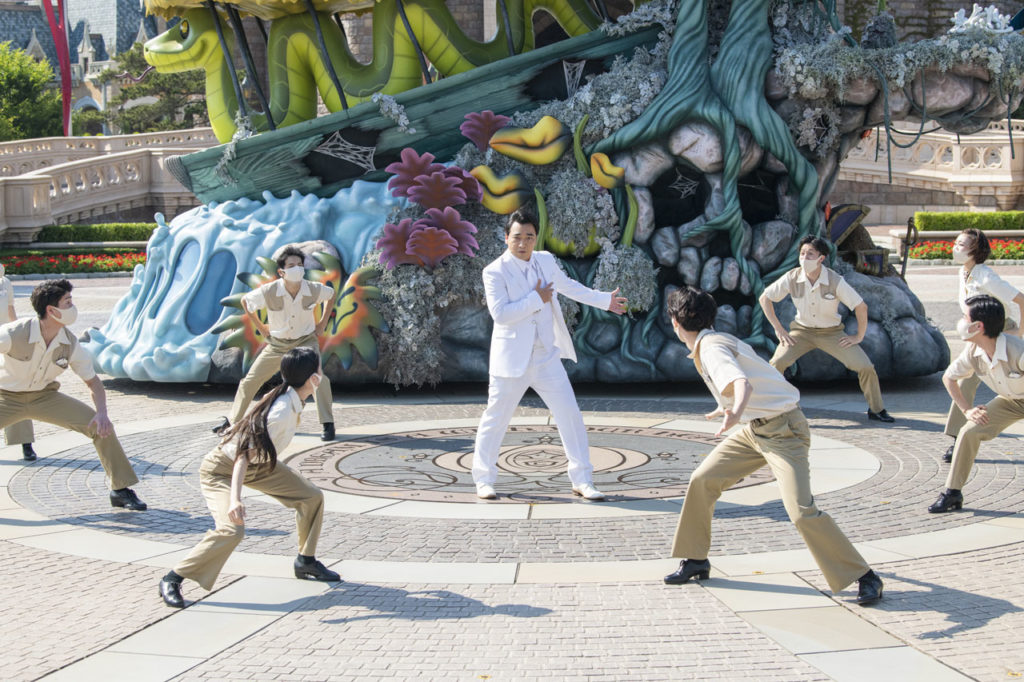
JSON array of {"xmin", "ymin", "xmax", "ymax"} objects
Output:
[{"xmin": 483, "ymin": 250, "xmax": 612, "ymax": 378}]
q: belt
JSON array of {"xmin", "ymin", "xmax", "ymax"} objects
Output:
[{"xmin": 750, "ymin": 407, "xmax": 800, "ymax": 427}]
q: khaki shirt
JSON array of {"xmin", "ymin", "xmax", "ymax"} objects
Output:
[
  {"xmin": 0, "ymin": 317, "xmax": 96, "ymax": 392},
  {"xmin": 0, "ymin": 277, "xmax": 13, "ymax": 324},
  {"xmin": 691, "ymin": 329, "xmax": 800, "ymax": 422},
  {"xmin": 243, "ymin": 279, "xmax": 332, "ymax": 340},
  {"xmin": 959, "ymin": 264, "xmax": 1021, "ymax": 326},
  {"xmin": 223, "ymin": 387, "xmax": 304, "ymax": 462},
  {"xmin": 763, "ymin": 266, "xmax": 863, "ymax": 328},
  {"xmin": 945, "ymin": 333, "xmax": 1024, "ymax": 400}
]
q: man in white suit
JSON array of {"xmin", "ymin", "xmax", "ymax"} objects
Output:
[{"xmin": 472, "ymin": 209, "xmax": 628, "ymax": 501}]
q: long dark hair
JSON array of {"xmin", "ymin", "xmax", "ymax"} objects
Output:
[{"xmin": 221, "ymin": 347, "xmax": 320, "ymax": 469}]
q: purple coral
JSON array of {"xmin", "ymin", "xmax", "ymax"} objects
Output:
[
  {"xmin": 442, "ymin": 166, "xmax": 482, "ymax": 203},
  {"xmin": 384, "ymin": 148, "xmax": 444, "ymax": 199},
  {"xmin": 407, "ymin": 171, "xmax": 467, "ymax": 210},
  {"xmin": 460, "ymin": 111, "xmax": 511, "ymax": 153},
  {"xmin": 415, "ymin": 207, "xmax": 479, "ymax": 256},
  {"xmin": 376, "ymin": 219, "xmax": 424, "ymax": 268},
  {"xmin": 406, "ymin": 227, "xmax": 458, "ymax": 269}
]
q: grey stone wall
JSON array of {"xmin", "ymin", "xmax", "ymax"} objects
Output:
[
  {"xmin": 342, "ymin": 0, "xmax": 486, "ymax": 64},
  {"xmin": 838, "ymin": 0, "xmax": 1019, "ymax": 41}
]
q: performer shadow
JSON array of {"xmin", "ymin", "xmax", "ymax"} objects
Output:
[
  {"xmin": 861, "ymin": 572, "xmax": 1024, "ymax": 640},
  {"xmin": 314, "ymin": 582, "xmax": 554, "ymax": 624}
]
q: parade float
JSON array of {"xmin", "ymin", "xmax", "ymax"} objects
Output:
[{"xmin": 84, "ymin": 0, "xmax": 1024, "ymax": 385}]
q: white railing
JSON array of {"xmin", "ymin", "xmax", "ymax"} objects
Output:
[
  {"xmin": 0, "ymin": 128, "xmax": 216, "ymax": 177},
  {"xmin": 839, "ymin": 119, "xmax": 1024, "ymax": 222},
  {"xmin": 0, "ymin": 149, "xmax": 201, "ymax": 242}
]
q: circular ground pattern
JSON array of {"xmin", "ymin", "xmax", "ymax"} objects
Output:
[{"xmin": 291, "ymin": 424, "xmax": 771, "ymax": 503}]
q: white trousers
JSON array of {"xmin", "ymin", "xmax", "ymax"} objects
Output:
[{"xmin": 472, "ymin": 351, "xmax": 594, "ymax": 487}]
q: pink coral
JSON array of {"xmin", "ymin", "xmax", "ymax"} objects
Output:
[
  {"xmin": 376, "ymin": 219, "xmax": 423, "ymax": 269},
  {"xmin": 407, "ymin": 171, "xmax": 467, "ymax": 210},
  {"xmin": 442, "ymin": 166, "xmax": 482, "ymax": 203},
  {"xmin": 406, "ymin": 226, "xmax": 458, "ymax": 269},
  {"xmin": 415, "ymin": 207, "xmax": 479, "ymax": 256},
  {"xmin": 384, "ymin": 148, "xmax": 444, "ymax": 199},
  {"xmin": 460, "ymin": 111, "xmax": 511, "ymax": 153}
]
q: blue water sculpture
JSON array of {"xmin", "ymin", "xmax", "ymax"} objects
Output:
[{"xmin": 84, "ymin": 181, "xmax": 403, "ymax": 382}]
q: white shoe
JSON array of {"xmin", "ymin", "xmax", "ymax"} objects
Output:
[
  {"xmin": 476, "ymin": 483, "xmax": 497, "ymax": 500},
  {"xmin": 572, "ymin": 483, "xmax": 605, "ymax": 501}
]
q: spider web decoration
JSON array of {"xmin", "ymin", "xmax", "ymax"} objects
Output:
[
  {"xmin": 669, "ymin": 171, "xmax": 699, "ymax": 199},
  {"xmin": 563, "ymin": 60, "xmax": 586, "ymax": 98},
  {"xmin": 316, "ymin": 132, "xmax": 377, "ymax": 172}
]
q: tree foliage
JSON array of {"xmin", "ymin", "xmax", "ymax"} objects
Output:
[
  {"xmin": 100, "ymin": 43, "xmax": 208, "ymax": 133},
  {"xmin": 0, "ymin": 41, "xmax": 61, "ymax": 141}
]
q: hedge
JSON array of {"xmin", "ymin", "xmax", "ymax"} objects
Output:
[
  {"xmin": 914, "ymin": 211, "xmax": 1024, "ymax": 232},
  {"xmin": 909, "ymin": 238, "xmax": 1024, "ymax": 260},
  {"xmin": 33, "ymin": 222, "xmax": 157, "ymax": 242}
]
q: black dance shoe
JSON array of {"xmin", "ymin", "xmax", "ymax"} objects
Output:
[
  {"xmin": 21, "ymin": 444, "xmax": 36, "ymax": 462},
  {"xmin": 943, "ymin": 444, "xmax": 954, "ymax": 463},
  {"xmin": 294, "ymin": 557, "xmax": 341, "ymax": 582},
  {"xmin": 928, "ymin": 489, "xmax": 963, "ymax": 513},
  {"xmin": 110, "ymin": 488, "xmax": 148, "ymax": 511},
  {"xmin": 855, "ymin": 570, "xmax": 883, "ymax": 606},
  {"xmin": 867, "ymin": 410, "xmax": 895, "ymax": 423},
  {"xmin": 664, "ymin": 558, "xmax": 711, "ymax": 585},
  {"xmin": 159, "ymin": 578, "xmax": 185, "ymax": 608},
  {"xmin": 321, "ymin": 422, "xmax": 335, "ymax": 442},
  {"xmin": 212, "ymin": 416, "xmax": 230, "ymax": 435}
]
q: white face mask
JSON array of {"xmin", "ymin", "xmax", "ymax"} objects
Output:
[
  {"xmin": 800, "ymin": 257, "xmax": 821, "ymax": 275},
  {"xmin": 956, "ymin": 318, "xmax": 980, "ymax": 341},
  {"xmin": 281, "ymin": 265, "xmax": 305, "ymax": 282},
  {"xmin": 952, "ymin": 247, "xmax": 969, "ymax": 265},
  {"xmin": 0, "ymin": 264, "xmax": 6, "ymax": 278},
  {"xmin": 52, "ymin": 304, "xmax": 77, "ymax": 327}
]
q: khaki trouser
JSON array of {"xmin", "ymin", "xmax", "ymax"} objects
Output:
[
  {"xmin": 672, "ymin": 408, "xmax": 870, "ymax": 593},
  {"xmin": 174, "ymin": 446, "xmax": 325, "ymax": 591},
  {"xmin": 229, "ymin": 333, "xmax": 333, "ymax": 425},
  {"xmin": 0, "ymin": 383, "xmax": 137, "ymax": 489},
  {"xmin": 770, "ymin": 322, "xmax": 885, "ymax": 413},
  {"xmin": 4, "ymin": 420, "xmax": 33, "ymax": 446},
  {"xmin": 947, "ymin": 395, "xmax": 1024, "ymax": 490}
]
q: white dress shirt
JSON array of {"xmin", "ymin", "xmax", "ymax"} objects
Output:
[
  {"xmin": 511, "ymin": 255, "xmax": 556, "ymax": 359},
  {"xmin": 763, "ymin": 266, "xmax": 863, "ymax": 328},
  {"xmin": 691, "ymin": 329, "xmax": 800, "ymax": 422},
  {"xmin": 223, "ymin": 386, "xmax": 304, "ymax": 461},
  {"xmin": 0, "ymin": 317, "xmax": 96, "ymax": 391},
  {"xmin": 0, "ymin": 277, "xmax": 13, "ymax": 325},
  {"xmin": 944, "ymin": 333, "xmax": 1024, "ymax": 400},
  {"xmin": 959, "ymin": 263, "xmax": 1022, "ymax": 326},
  {"xmin": 243, "ymin": 279, "xmax": 332, "ymax": 340}
]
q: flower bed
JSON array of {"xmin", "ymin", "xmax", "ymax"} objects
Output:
[
  {"xmin": 909, "ymin": 239, "xmax": 1024, "ymax": 260},
  {"xmin": 2, "ymin": 252, "xmax": 146, "ymax": 275}
]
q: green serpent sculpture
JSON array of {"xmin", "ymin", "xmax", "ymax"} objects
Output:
[{"xmin": 144, "ymin": 0, "xmax": 601, "ymax": 142}]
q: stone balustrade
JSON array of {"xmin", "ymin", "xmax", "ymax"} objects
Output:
[
  {"xmin": 838, "ymin": 119, "xmax": 1024, "ymax": 224},
  {"xmin": 0, "ymin": 128, "xmax": 216, "ymax": 177},
  {"xmin": 0, "ymin": 149, "xmax": 201, "ymax": 243}
]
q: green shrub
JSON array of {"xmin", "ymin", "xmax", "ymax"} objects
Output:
[
  {"xmin": 33, "ymin": 223, "xmax": 156, "ymax": 242},
  {"xmin": 914, "ymin": 211, "xmax": 1024, "ymax": 232}
]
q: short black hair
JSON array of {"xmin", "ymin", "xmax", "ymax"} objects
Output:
[
  {"xmin": 506, "ymin": 208, "xmax": 538, "ymax": 235},
  {"xmin": 961, "ymin": 228, "xmax": 991, "ymax": 264},
  {"xmin": 276, "ymin": 245, "xmax": 306, "ymax": 270},
  {"xmin": 30, "ymin": 279, "xmax": 72, "ymax": 319},
  {"xmin": 666, "ymin": 286, "xmax": 717, "ymax": 332},
  {"xmin": 966, "ymin": 294, "xmax": 1005, "ymax": 338},
  {"xmin": 798, "ymin": 235, "xmax": 831, "ymax": 257}
]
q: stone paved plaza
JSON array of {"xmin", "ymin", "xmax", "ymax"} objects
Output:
[{"xmin": 5, "ymin": 269, "xmax": 1024, "ymax": 681}]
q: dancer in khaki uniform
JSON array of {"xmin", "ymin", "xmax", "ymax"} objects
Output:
[
  {"xmin": 0, "ymin": 263, "xmax": 36, "ymax": 461},
  {"xmin": 941, "ymin": 228, "xmax": 1024, "ymax": 462},
  {"xmin": 214, "ymin": 246, "xmax": 338, "ymax": 441},
  {"xmin": 760, "ymin": 236, "xmax": 894, "ymax": 424},
  {"xmin": 160, "ymin": 347, "xmax": 339, "ymax": 608},
  {"xmin": 929, "ymin": 295, "xmax": 1024, "ymax": 513},
  {"xmin": 0, "ymin": 279, "xmax": 145, "ymax": 510},
  {"xmin": 664, "ymin": 286, "xmax": 883, "ymax": 605}
]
